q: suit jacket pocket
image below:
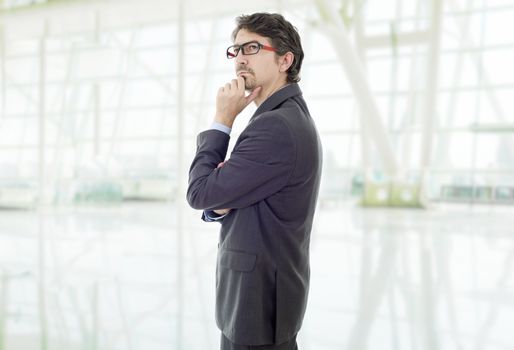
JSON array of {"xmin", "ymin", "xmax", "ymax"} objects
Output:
[
  {"xmin": 216, "ymin": 249, "xmax": 264, "ymax": 342},
  {"xmin": 219, "ymin": 249, "xmax": 257, "ymax": 272}
]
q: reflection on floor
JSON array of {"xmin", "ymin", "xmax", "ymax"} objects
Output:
[{"xmin": 0, "ymin": 201, "xmax": 513, "ymax": 349}]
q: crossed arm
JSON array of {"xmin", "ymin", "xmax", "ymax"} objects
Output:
[{"xmin": 187, "ymin": 116, "xmax": 295, "ymax": 214}]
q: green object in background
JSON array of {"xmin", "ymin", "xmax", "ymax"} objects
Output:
[
  {"xmin": 389, "ymin": 183, "xmax": 422, "ymax": 207},
  {"xmin": 362, "ymin": 182, "xmax": 390, "ymax": 207},
  {"xmin": 361, "ymin": 181, "xmax": 423, "ymax": 208}
]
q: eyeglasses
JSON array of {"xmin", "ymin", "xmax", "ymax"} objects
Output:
[{"xmin": 226, "ymin": 41, "xmax": 277, "ymax": 59}]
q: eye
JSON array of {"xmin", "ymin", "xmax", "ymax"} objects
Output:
[{"xmin": 246, "ymin": 43, "xmax": 260, "ymax": 52}]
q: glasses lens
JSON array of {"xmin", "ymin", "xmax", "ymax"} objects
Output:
[
  {"xmin": 243, "ymin": 42, "xmax": 260, "ymax": 55},
  {"xmin": 227, "ymin": 46, "xmax": 239, "ymax": 59}
]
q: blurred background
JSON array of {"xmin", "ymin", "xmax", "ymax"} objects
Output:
[{"xmin": 0, "ymin": 0, "xmax": 513, "ymax": 349}]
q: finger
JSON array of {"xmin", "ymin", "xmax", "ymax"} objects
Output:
[
  {"xmin": 225, "ymin": 83, "xmax": 231, "ymax": 90},
  {"xmin": 231, "ymin": 79, "xmax": 238, "ymax": 91},
  {"xmin": 245, "ymin": 86, "xmax": 262, "ymax": 104},
  {"xmin": 237, "ymin": 77, "xmax": 245, "ymax": 91}
]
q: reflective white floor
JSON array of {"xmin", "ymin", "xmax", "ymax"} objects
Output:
[{"xmin": 1, "ymin": 201, "xmax": 513, "ymax": 350}]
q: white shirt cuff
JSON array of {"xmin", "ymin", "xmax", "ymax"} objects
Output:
[{"xmin": 210, "ymin": 121, "xmax": 232, "ymax": 136}]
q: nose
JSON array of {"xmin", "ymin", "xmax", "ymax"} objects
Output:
[{"xmin": 235, "ymin": 53, "xmax": 248, "ymax": 65}]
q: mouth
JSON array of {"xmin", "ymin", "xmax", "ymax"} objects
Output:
[{"xmin": 237, "ymin": 71, "xmax": 251, "ymax": 76}]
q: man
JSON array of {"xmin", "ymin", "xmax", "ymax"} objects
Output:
[{"xmin": 187, "ymin": 13, "xmax": 322, "ymax": 350}]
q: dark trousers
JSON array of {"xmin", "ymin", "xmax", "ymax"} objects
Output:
[{"xmin": 220, "ymin": 334, "xmax": 298, "ymax": 350}]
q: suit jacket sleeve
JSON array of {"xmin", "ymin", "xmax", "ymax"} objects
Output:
[{"xmin": 187, "ymin": 115, "xmax": 295, "ymax": 211}]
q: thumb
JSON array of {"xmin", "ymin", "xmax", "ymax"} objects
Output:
[{"xmin": 245, "ymin": 86, "xmax": 262, "ymax": 104}]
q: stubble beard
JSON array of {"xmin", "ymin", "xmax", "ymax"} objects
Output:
[
  {"xmin": 237, "ymin": 65, "xmax": 256, "ymax": 91},
  {"xmin": 244, "ymin": 77, "xmax": 256, "ymax": 91}
]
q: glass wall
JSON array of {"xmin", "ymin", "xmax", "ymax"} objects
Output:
[{"xmin": 0, "ymin": 0, "xmax": 512, "ymax": 208}]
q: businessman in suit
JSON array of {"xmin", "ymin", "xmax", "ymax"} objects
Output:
[{"xmin": 187, "ymin": 13, "xmax": 322, "ymax": 350}]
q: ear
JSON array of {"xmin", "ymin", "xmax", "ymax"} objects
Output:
[{"xmin": 279, "ymin": 52, "xmax": 294, "ymax": 73}]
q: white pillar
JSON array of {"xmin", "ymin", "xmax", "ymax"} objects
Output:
[
  {"xmin": 94, "ymin": 84, "xmax": 100, "ymax": 156},
  {"xmin": 353, "ymin": 0, "xmax": 372, "ymax": 179},
  {"xmin": 420, "ymin": 0, "xmax": 443, "ymax": 185},
  {"xmin": 0, "ymin": 26, "xmax": 5, "ymax": 118},
  {"xmin": 314, "ymin": 0, "xmax": 399, "ymax": 177},
  {"xmin": 38, "ymin": 21, "xmax": 48, "ymax": 205},
  {"xmin": 37, "ymin": 19, "xmax": 49, "ymax": 350},
  {"xmin": 94, "ymin": 12, "xmax": 101, "ymax": 157},
  {"xmin": 176, "ymin": 1, "xmax": 185, "ymax": 349}
]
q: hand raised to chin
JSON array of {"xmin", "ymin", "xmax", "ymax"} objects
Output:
[{"xmin": 214, "ymin": 77, "xmax": 261, "ymax": 128}]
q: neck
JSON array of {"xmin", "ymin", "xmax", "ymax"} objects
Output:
[{"xmin": 253, "ymin": 78, "xmax": 289, "ymax": 106}]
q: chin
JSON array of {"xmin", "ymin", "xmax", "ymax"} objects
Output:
[
  {"xmin": 243, "ymin": 77, "xmax": 256, "ymax": 90},
  {"xmin": 245, "ymin": 82, "xmax": 257, "ymax": 91}
]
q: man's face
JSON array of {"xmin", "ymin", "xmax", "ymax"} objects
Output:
[{"xmin": 233, "ymin": 29, "xmax": 280, "ymax": 91}]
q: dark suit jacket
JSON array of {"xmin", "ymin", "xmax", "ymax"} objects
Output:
[{"xmin": 187, "ymin": 83, "xmax": 322, "ymax": 345}]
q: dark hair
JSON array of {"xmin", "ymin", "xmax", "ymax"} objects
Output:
[{"xmin": 232, "ymin": 13, "xmax": 304, "ymax": 83}]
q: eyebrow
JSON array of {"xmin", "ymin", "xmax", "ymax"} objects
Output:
[{"xmin": 233, "ymin": 40, "xmax": 259, "ymax": 46}]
